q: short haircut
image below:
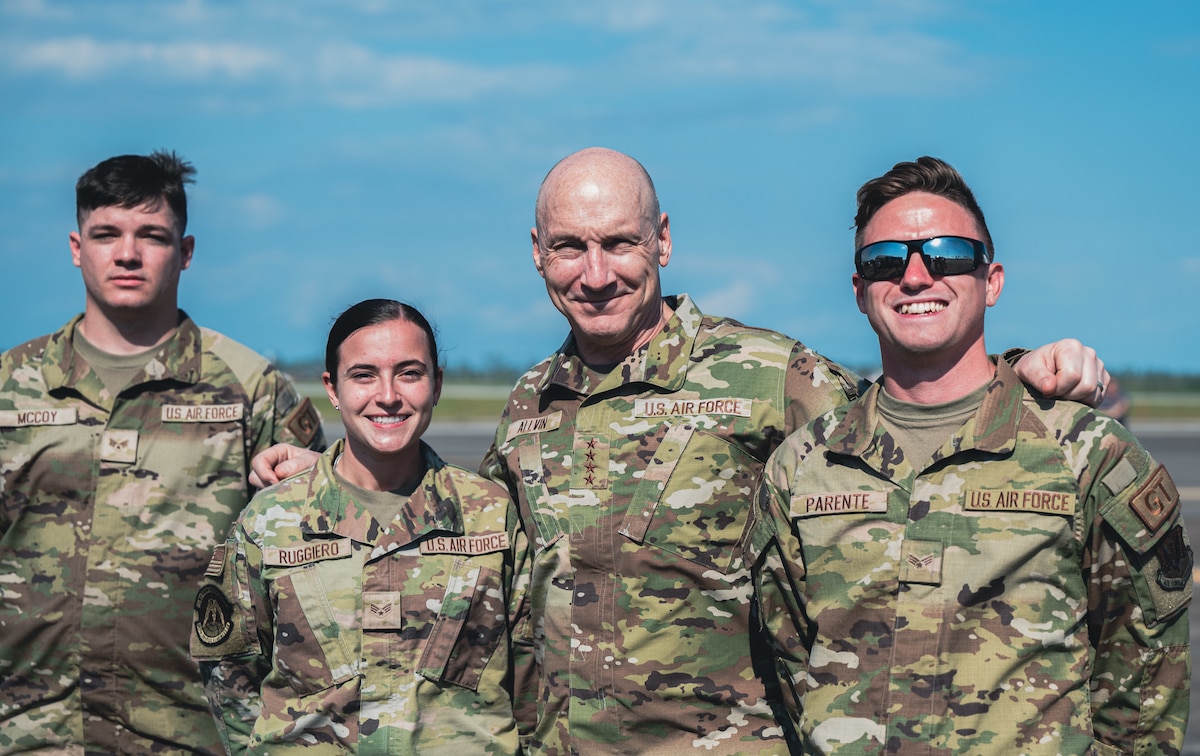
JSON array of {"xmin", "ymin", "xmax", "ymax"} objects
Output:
[
  {"xmin": 854, "ymin": 156, "xmax": 993, "ymax": 259},
  {"xmin": 324, "ymin": 299, "xmax": 440, "ymax": 383},
  {"xmin": 75, "ymin": 150, "xmax": 196, "ymax": 233}
]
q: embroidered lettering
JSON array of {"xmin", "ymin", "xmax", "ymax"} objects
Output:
[
  {"xmin": 419, "ymin": 532, "xmax": 510, "ymax": 555},
  {"xmin": 791, "ymin": 490, "xmax": 889, "ymax": 518},
  {"xmin": 162, "ymin": 404, "xmax": 245, "ymax": 423},
  {"xmin": 0, "ymin": 408, "xmax": 78, "ymax": 427}
]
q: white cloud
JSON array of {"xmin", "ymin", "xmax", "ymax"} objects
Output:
[{"xmin": 6, "ymin": 37, "xmax": 282, "ymax": 80}]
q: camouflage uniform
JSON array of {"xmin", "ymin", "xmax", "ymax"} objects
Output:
[
  {"xmin": 0, "ymin": 313, "xmax": 325, "ymax": 755},
  {"xmin": 192, "ymin": 438, "xmax": 531, "ymax": 754},
  {"xmin": 479, "ymin": 294, "xmax": 860, "ymax": 754},
  {"xmin": 748, "ymin": 358, "xmax": 1191, "ymax": 755}
]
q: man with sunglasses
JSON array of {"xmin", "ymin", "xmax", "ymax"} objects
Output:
[
  {"xmin": 252, "ymin": 148, "xmax": 1119, "ymax": 755},
  {"xmin": 749, "ymin": 156, "xmax": 1190, "ymax": 754}
]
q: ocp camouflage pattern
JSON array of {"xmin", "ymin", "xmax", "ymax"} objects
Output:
[
  {"xmin": 192, "ymin": 439, "xmax": 530, "ymax": 754},
  {"xmin": 748, "ymin": 358, "xmax": 1191, "ymax": 754},
  {"xmin": 479, "ymin": 294, "xmax": 860, "ymax": 754},
  {"xmin": 0, "ymin": 313, "xmax": 325, "ymax": 754}
]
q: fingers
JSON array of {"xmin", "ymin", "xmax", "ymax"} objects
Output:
[{"xmin": 249, "ymin": 443, "xmax": 301, "ymax": 489}]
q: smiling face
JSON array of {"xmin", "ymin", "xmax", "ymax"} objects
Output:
[
  {"xmin": 70, "ymin": 201, "xmax": 193, "ymax": 323},
  {"xmin": 532, "ymin": 149, "xmax": 672, "ymax": 365},
  {"xmin": 322, "ymin": 318, "xmax": 442, "ymax": 491},
  {"xmin": 853, "ymin": 191, "xmax": 1004, "ymax": 373}
]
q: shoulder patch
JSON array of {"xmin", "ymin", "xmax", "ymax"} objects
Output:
[
  {"xmin": 1140, "ymin": 523, "xmax": 1193, "ymax": 625},
  {"xmin": 194, "ymin": 585, "xmax": 238, "ymax": 649},
  {"xmin": 285, "ymin": 396, "xmax": 321, "ymax": 448},
  {"xmin": 1154, "ymin": 524, "xmax": 1193, "ymax": 593},
  {"xmin": 1129, "ymin": 466, "xmax": 1180, "ymax": 534}
]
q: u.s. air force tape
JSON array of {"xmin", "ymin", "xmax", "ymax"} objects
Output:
[{"xmin": 194, "ymin": 585, "xmax": 235, "ymax": 648}]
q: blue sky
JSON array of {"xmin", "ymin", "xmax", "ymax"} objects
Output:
[{"xmin": 2, "ymin": 0, "xmax": 1198, "ymax": 374}]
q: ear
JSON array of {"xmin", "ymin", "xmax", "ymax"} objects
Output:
[
  {"xmin": 432, "ymin": 367, "xmax": 444, "ymax": 407},
  {"xmin": 657, "ymin": 212, "xmax": 672, "ymax": 267},
  {"xmin": 70, "ymin": 231, "xmax": 83, "ymax": 269},
  {"xmin": 852, "ymin": 273, "xmax": 868, "ymax": 314},
  {"xmin": 180, "ymin": 235, "xmax": 195, "ymax": 271},
  {"xmin": 322, "ymin": 372, "xmax": 339, "ymax": 411},
  {"xmin": 531, "ymin": 227, "xmax": 546, "ymax": 278},
  {"xmin": 984, "ymin": 262, "xmax": 1004, "ymax": 307}
]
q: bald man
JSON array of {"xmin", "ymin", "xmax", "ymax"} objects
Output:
[
  {"xmin": 253, "ymin": 148, "xmax": 1111, "ymax": 755},
  {"xmin": 478, "ymin": 148, "xmax": 1111, "ymax": 754}
]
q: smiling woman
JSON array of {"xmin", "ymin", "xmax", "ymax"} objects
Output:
[{"xmin": 190, "ymin": 299, "xmax": 532, "ymax": 754}]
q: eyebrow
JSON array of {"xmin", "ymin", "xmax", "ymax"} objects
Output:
[
  {"xmin": 342, "ymin": 359, "xmax": 429, "ymax": 373},
  {"xmin": 86, "ymin": 223, "xmax": 175, "ymax": 236}
]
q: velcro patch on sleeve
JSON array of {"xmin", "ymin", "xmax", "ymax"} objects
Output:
[
  {"xmin": 204, "ymin": 544, "xmax": 226, "ymax": 578},
  {"xmin": 284, "ymin": 396, "xmax": 321, "ymax": 448},
  {"xmin": 1129, "ymin": 466, "xmax": 1180, "ymax": 534},
  {"xmin": 1141, "ymin": 523, "xmax": 1193, "ymax": 625}
]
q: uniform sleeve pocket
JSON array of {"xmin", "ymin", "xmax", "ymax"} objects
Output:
[{"xmin": 418, "ymin": 560, "xmax": 505, "ymax": 691}]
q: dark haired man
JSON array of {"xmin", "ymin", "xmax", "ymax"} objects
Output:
[
  {"xmin": 750, "ymin": 156, "xmax": 1189, "ymax": 754},
  {"xmin": 0, "ymin": 151, "xmax": 325, "ymax": 753},
  {"xmin": 253, "ymin": 148, "xmax": 1114, "ymax": 755}
]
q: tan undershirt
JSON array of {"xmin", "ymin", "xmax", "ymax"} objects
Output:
[
  {"xmin": 332, "ymin": 458, "xmax": 418, "ymax": 527},
  {"xmin": 73, "ymin": 331, "xmax": 162, "ymax": 398},
  {"xmin": 876, "ymin": 383, "xmax": 989, "ymax": 472}
]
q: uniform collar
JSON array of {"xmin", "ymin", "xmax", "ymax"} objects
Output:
[
  {"xmin": 299, "ymin": 438, "xmax": 465, "ymax": 551},
  {"xmin": 536, "ymin": 293, "xmax": 702, "ymax": 397},
  {"xmin": 828, "ymin": 357, "xmax": 1023, "ymax": 475},
  {"xmin": 41, "ymin": 311, "xmax": 203, "ymax": 398}
]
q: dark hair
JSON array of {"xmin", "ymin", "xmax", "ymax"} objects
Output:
[
  {"xmin": 76, "ymin": 150, "xmax": 196, "ymax": 233},
  {"xmin": 854, "ymin": 156, "xmax": 993, "ymax": 259},
  {"xmin": 324, "ymin": 299, "xmax": 439, "ymax": 383}
]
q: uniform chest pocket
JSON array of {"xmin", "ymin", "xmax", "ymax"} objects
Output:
[
  {"xmin": 620, "ymin": 425, "xmax": 761, "ymax": 574},
  {"xmin": 267, "ymin": 556, "xmax": 361, "ymax": 696},
  {"xmin": 417, "ymin": 560, "xmax": 505, "ymax": 691}
]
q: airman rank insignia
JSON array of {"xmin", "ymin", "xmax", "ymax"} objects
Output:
[
  {"xmin": 1130, "ymin": 466, "xmax": 1179, "ymax": 534},
  {"xmin": 100, "ymin": 429, "xmax": 138, "ymax": 464},
  {"xmin": 194, "ymin": 585, "xmax": 235, "ymax": 648},
  {"xmin": 285, "ymin": 396, "xmax": 321, "ymax": 447}
]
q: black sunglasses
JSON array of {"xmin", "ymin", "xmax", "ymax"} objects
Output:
[{"xmin": 855, "ymin": 236, "xmax": 989, "ymax": 282}]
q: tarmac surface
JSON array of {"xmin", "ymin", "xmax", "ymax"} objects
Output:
[{"xmin": 345, "ymin": 418, "xmax": 1200, "ymax": 749}]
